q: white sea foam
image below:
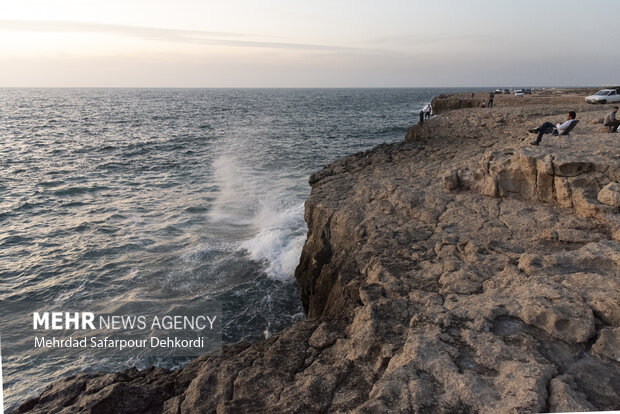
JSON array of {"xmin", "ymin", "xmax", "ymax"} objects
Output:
[
  {"xmin": 207, "ymin": 153, "xmax": 306, "ymax": 281},
  {"xmin": 239, "ymin": 201, "xmax": 306, "ymax": 281}
]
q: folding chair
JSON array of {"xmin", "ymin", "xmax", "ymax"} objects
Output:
[{"xmin": 552, "ymin": 120, "xmax": 579, "ymax": 146}]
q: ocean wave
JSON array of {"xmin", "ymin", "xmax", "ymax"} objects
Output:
[
  {"xmin": 204, "ymin": 152, "xmax": 307, "ymax": 280},
  {"xmin": 38, "ymin": 180, "xmax": 64, "ymax": 188},
  {"xmin": 238, "ymin": 201, "xmax": 306, "ymax": 281},
  {"xmin": 0, "ymin": 234, "xmax": 32, "ymax": 247},
  {"xmin": 52, "ymin": 185, "xmax": 109, "ymax": 196},
  {"xmin": 207, "ymin": 153, "xmax": 306, "ymax": 280}
]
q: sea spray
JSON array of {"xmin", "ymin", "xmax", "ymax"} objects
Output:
[
  {"xmin": 207, "ymin": 154, "xmax": 256, "ymax": 226},
  {"xmin": 239, "ymin": 201, "xmax": 306, "ymax": 281},
  {"xmin": 208, "ymin": 152, "xmax": 307, "ymax": 281}
]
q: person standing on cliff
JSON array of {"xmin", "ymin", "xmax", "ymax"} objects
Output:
[
  {"xmin": 418, "ymin": 109, "xmax": 424, "ymax": 125},
  {"xmin": 604, "ymin": 106, "xmax": 619, "ymax": 132},
  {"xmin": 423, "ymin": 104, "xmax": 432, "ymax": 119},
  {"xmin": 528, "ymin": 111, "xmax": 576, "ymax": 145},
  {"xmin": 488, "ymin": 92, "xmax": 494, "ymax": 108}
]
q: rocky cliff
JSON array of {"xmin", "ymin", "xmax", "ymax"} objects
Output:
[
  {"xmin": 430, "ymin": 94, "xmax": 484, "ymax": 114},
  {"xmin": 13, "ymin": 92, "xmax": 620, "ymax": 413}
]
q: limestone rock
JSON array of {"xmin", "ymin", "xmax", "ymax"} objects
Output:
[
  {"xmin": 440, "ymin": 169, "xmax": 459, "ymax": 191},
  {"xmin": 591, "ymin": 327, "xmax": 620, "ymax": 362},
  {"xmin": 598, "ymin": 182, "xmax": 620, "ymax": 207}
]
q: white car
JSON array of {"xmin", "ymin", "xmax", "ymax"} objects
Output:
[
  {"xmin": 585, "ymin": 89, "xmax": 620, "ymax": 104},
  {"xmin": 514, "ymin": 89, "xmax": 524, "ymax": 97}
]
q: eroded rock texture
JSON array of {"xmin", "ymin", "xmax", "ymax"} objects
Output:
[{"xmin": 13, "ymin": 94, "xmax": 620, "ymax": 413}]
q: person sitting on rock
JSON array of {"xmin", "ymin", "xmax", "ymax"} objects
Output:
[
  {"xmin": 528, "ymin": 111, "xmax": 576, "ymax": 146},
  {"xmin": 604, "ymin": 106, "xmax": 619, "ymax": 133}
]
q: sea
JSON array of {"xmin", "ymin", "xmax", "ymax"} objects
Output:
[{"xmin": 0, "ymin": 87, "xmax": 486, "ymax": 410}]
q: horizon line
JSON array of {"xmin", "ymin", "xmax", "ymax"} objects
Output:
[{"xmin": 0, "ymin": 85, "xmax": 603, "ymax": 89}]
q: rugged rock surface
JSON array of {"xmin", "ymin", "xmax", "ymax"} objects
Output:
[
  {"xmin": 430, "ymin": 94, "xmax": 484, "ymax": 114},
  {"xmin": 13, "ymin": 92, "xmax": 620, "ymax": 413}
]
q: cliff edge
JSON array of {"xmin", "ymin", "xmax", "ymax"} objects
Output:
[{"xmin": 13, "ymin": 91, "xmax": 620, "ymax": 413}]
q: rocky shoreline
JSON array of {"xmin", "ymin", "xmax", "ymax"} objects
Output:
[{"xmin": 12, "ymin": 90, "xmax": 620, "ymax": 413}]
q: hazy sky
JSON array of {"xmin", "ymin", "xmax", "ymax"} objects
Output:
[{"xmin": 1, "ymin": 0, "xmax": 618, "ymax": 87}]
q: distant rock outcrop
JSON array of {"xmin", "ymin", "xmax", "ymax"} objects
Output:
[
  {"xmin": 13, "ymin": 92, "xmax": 620, "ymax": 413},
  {"xmin": 430, "ymin": 94, "xmax": 484, "ymax": 115}
]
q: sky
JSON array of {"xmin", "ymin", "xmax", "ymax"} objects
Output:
[{"xmin": 0, "ymin": 0, "xmax": 618, "ymax": 87}]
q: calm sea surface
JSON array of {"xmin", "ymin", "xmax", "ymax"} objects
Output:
[{"xmin": 0, "ymin": 87, "xmax": 485, "ymax": 409}]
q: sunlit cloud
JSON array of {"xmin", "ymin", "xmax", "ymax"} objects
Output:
[
  {"xmin": 0, "ymin": 19, "xmax": 366, "ymax": 53},
  {"xmin": 362, "ymin": 33, "xmax": 487, "ymax": 46}
]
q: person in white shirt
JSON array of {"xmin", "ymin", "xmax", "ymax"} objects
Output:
[
  {"xmin": 424, "ymin": 104, "xmax": 432, "ymax": 119},
  {"xmin": 529, "ymin": 111, "xmax": 576, "ymax": 146},
  {"xmin": 604, "ymin": 106, "xmax": 619, "ymax": 132}
]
